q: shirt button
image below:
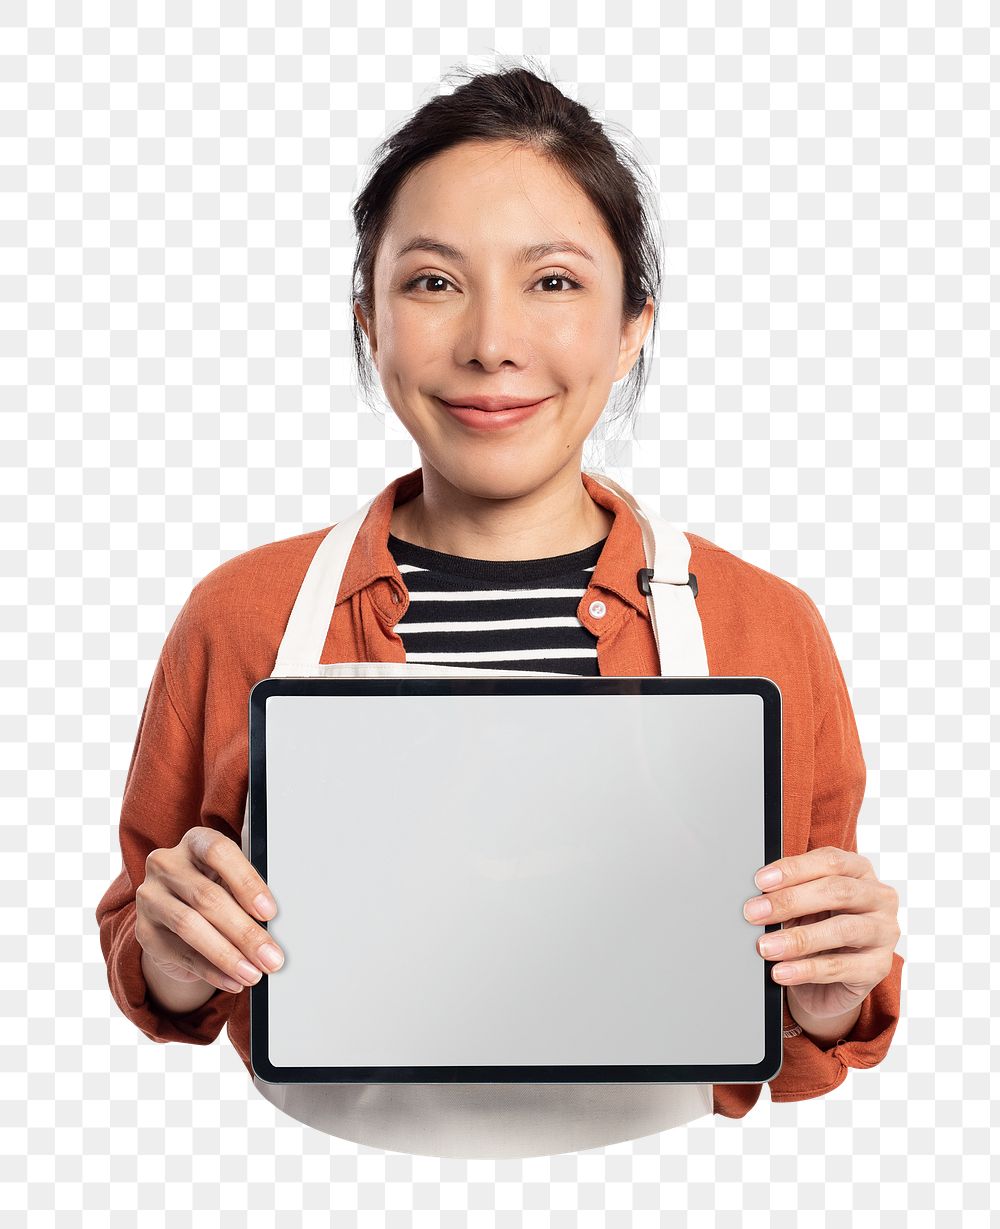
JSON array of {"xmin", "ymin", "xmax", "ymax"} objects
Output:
[{"xmin": 588, "ymin": 599, "xmax": 606, "ymax": 619}]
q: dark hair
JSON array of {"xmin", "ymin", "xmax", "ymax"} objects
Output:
[{"xmin": 350, "ymin": 56, "xmax": 662, "ymax": 438}]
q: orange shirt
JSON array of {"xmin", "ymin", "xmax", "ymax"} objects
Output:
[{"xmin": 96, "ymin": 465, "xmax": 904, "ymax": 1119}]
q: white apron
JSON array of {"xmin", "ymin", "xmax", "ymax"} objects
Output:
[{"xmin": 239, "ymin": 470, "xmax": 714, "ymax": 1157}]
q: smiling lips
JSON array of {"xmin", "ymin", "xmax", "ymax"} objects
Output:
[
  {"xmin": 437, "ymin": 395, "xmax": 552, "ymax": 431},
  {"xmin": 439, "ymin": 394, "xmax": 553, "ymax": 412}
]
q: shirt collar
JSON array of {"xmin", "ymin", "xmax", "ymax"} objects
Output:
[{"xmin": 336, "ymin": 465, "xmax": 652, "ymax": 622}]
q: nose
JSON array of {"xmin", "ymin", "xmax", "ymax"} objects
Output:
[{"xmin": 453, "ymin": 289, "xmax": 532, "ymax": 372}]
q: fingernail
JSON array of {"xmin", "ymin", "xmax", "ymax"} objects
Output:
[
  {"xmin": 774, "ymin": 964, "xmax": 797, "ymax": 980},
  {"xmin": 237, "ymin": 960, "xmax": 261, "ymax": 983},
  {"xmin": 755, "ymin": 867, "xmax": 781, "ymax": 889},
  {"xmin": 259, "ymin": 942, "xmax": 284, "ymax": 971},
  {"xmin": 744, "ymin": 896, "xmax": 772, "ymax": 921},
  {"xmin": 254, "ymin": 894, "xmax": 276, "ymax": 919},
  {"xmin": 758, "ymin": 935, "xmax": 785, "ymax": 957}
]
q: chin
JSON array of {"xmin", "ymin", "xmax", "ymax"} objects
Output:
[{"xmin": 428, "ymin": 451, "xmax": 579, "ymax": 500}]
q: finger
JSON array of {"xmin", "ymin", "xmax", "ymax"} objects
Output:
[
  {"xmin": 756, "ymin": 911, "xmax": 884, "ymax": 963},
  {"xmin": 743, "ymin": 873, "xmax": 884, "ymax": 926},
  {"xmin": 142, "ymin": 872, "xmax": 283, "ymax": 985},
  {"xmin": 753, "ymin": 846, "xmax": 874, "ymax": 892},
  {"xmin": 184, "ymin": 826, "xmax": 277, "ymax": 922},
  {"xmin": 764, "ymin": 945, "xmax": 893, "ymax": 987},
  {"xmin": 139, "ymin": 912, "xmax": 251, "ymax": 994}
]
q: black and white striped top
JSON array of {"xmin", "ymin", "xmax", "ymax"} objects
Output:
[{"xmin": 386, "ymin": 531, "xmax": 609, "ymax": 676}]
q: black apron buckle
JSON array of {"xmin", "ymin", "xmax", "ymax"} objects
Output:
[{"xmin": 637, "ymin": 568, "xmax": 698, "ymax": 599}]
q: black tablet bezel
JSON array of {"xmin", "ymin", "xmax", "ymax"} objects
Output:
[{"xmin": 247, "ymin": 675, "xmax": 783, "ymax": 1086}]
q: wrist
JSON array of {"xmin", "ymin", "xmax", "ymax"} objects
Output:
[
  {"xmin": 140, "ymin": 946, "xmax": 221, "ymax": 1016},
  {"xmin": 785, "ymin": 994, "xmax": 863, "ymax": 1047}
]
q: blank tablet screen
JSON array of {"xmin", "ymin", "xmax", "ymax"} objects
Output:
[{"xmin": 250, "ymin": 678, "xmax": 782, "ymax": 1082}]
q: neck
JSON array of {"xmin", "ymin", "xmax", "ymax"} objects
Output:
[{"xmin": 390, "ymin": 461, "xmax": 614, "ymax": 561}]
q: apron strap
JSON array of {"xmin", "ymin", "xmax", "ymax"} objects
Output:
[
  {"xmin": 583, "ymin": 471, "xmax": 709, "ymax": 676},
  {"xmin": 273, "ymin": 493, "xmax": 378, "ymax": 674}
]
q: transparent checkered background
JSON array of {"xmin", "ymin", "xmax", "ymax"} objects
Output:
[{"xmin": 2, "ymin": 3, "xmax": 993, "ymax": 1226}]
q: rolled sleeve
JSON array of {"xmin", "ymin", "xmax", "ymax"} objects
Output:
[
  {"xmin": 768, "ymin": 590, "xmax": 905, "ymax": 1104},
  {"xmin": 99, "ymin": 897, "xmax": 237, "ymax": 1047},
  {"xmin": 95, "ymin": 608, "xmax": 239, "ymax": 1050},
  {"xmin": 769, "ymin": 951, "xmax": 904, "ymax": 1102}
]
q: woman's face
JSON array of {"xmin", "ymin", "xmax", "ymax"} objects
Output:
[{"xmin": 354, "ymin": 139, "xmax": 653, "ymax": 499}]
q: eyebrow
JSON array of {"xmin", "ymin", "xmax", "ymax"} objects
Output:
[{"xmin": 393, "ymin": 235, "xmax": 597, "ymax": 267}]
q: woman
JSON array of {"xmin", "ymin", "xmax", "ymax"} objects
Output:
[{"xmin": 96, "ymin": 61, "xmax": 903, "ymax": 1157}]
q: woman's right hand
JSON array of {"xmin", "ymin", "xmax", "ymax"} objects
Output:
[{"xmin": 135, "ymin": 825, "xmax": 285, "ymax": 994}]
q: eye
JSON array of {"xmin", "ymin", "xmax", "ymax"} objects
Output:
[
  {"xmin": 401, "ymin": 269, "xmax": 584, "ymax": 294},
  {"xmin": 535, "ymin": 268, "xmax": 583, "ymax": 292},
  {"xmin": 402, "ymin": 273, "xmax": 453, "ymax": 293}
]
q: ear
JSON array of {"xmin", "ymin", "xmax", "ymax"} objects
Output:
[
  {"xmin": 353, "ymin": 299, "xmax": 377, "ymax": 359},
  {"xmin": 614, "ymin": 296, "xmax": 654, "ymax": 382}
]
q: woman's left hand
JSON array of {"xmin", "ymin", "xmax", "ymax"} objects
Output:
[{"xmin": 744, "ymin": 846, "xmax": 901, "ymax": 1022}]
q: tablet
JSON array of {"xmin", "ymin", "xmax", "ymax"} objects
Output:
[{"xmin": 247, "ymin": 675, "xmax": 783, "ymax": 1085}]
